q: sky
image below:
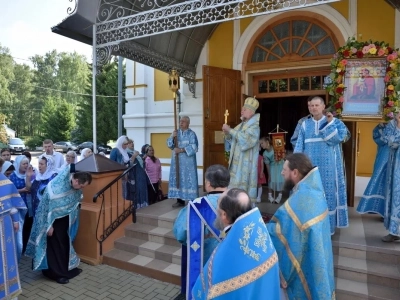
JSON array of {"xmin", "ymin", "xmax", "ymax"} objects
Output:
[{"xmin": 0, "ymin": 0, "xmax": 92, "ymax": 64}]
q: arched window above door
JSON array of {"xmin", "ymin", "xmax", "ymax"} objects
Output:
[{"xmin": 250, "ymin": 19, "xmax": 337, "ymax": 63}]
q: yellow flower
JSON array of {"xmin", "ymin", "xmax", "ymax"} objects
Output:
[
  {"xmin": 336, "ymin": 68, "xmax": 342, "ymax": 73},
  {"xmin": 388, "ymin": 85, "xmax": 395, "ymax": 91},
  {"xmin": 338, "ymin": 83, "xmax": 345, "ymax": 88},
  {"xmin": 369, "ymin": 48, "xmax": 377, "ymax": 55}
]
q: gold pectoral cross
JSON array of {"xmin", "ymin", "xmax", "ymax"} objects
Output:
[{"xmin": 224, "ymin": 109, "xmax": 229, "ymax": 124}]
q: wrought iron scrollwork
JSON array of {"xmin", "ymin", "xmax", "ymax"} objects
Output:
[
  {"xmin": 184, "ymin": 80, "xmax": 196, "ymax": 98},
  {"xmin": 95, "ymin": 0, "xmax": 337, "ymax": 46},
  {"xmin": 67, "ymin": 0, "xmax": 78, "ymax": 15},
  {"xmin": 95, "ymin": 44, "xmax": 120, "ymax": 74}
]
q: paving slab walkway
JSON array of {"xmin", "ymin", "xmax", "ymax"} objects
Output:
[{"xmin": 18, "ymin": 256, "xmax": 180, "ymax": 300}]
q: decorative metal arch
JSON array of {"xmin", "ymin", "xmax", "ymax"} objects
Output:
[{"xmin": 92, "ymin": 0, "xmax": 341, "ymax": 75}]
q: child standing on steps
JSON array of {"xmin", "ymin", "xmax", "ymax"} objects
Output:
[
  {"xmin": 257, "ymin": 152, "xmax": 266, "ymax": 203},
  {"xmin": 260, "ymin": 136, "xmax": 283, "ymax": 203}
]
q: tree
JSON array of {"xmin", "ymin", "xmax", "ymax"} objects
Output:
[
  {"xmin": 0, "ymin": 45, "xmax": 15, "ymax": 122},
  {"xmin": 41, "ymin": 98, "xmax": 75, "ymax": 141},
  {"xmin": 8, "ymin": 63, "xmax": 34, "ymax": 136},
  {"xmin": 76, "ymin": 58, "xmax": 124, "ymax": 144},
  {"xmin": 0, "ymin": 113, "xmax": 8, "ymax": 144}
]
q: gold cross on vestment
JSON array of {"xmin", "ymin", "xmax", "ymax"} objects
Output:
[{"xmin": 224, "ymin": 109, "xmax": 229, "ymax": 124}]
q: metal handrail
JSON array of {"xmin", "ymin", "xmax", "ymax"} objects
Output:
[{"xmin": 93, "ymin": 164, "xmax": 136, "ymax": 255}]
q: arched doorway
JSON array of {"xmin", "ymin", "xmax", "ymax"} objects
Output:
[
  {"xmin": 241, "ymin": 16, "xmax": 356, "ymax": 206},
  {"xmin": 247, "ymin": 17, "xmax": 338, "ymax": 149}
]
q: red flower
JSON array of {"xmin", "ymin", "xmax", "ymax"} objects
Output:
[
  {"xmin": 356, "ymin": 50, "xmax": 364, "ymax": 58},
  {"xmin": 336, "ymin": 87, "xmax": 344, "ymax": 94},
  {"xmin": 343, "ymin": 50, "xmax": 350, "ymax": 57},
  {"xmin": 334, "ymin": 102, "xmax": 342, "ymax": 109},
  {"xmin": 339, "ymin": 71, "xmax": 345, "ymax": 75},
  {"xmin": 387, "ymin": 90, "xmax": 394, "ymax": 95},
  {"xmin": 387, "ymin": 67, "xmax": 392, "ymax": 72},
  {"xmin": 388, "ymin": 47, "xmax": 393, "ymax": 54}
]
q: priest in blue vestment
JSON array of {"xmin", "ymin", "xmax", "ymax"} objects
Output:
[
  {"xmin": 357, "ymin": 123, "xmax": 388, "ymax": 216},
  {"xmin": 294, "ymin": 96, "xmax": 349, "ymax": 234},
  {"xmin": 0, "ymin": 170, "xmax": 25, "ymax": 299},
  {"xmin": 192, "ymin": 188, "xmax": 280, "ymax": 300},
  {"xmin": 167, "ymin": 116, "xmax": 199, "ymax": 207},
  {"xmin": 26, "ymin": 165, "xmax": 92, "ymax": 284},
  {"xmin": 268, "ymin": 153, "xmax": 335, "ymax": 300},
  {"xmin": 174, "ymin": 165, "xmax": 230, "ymax": 299},
  {"xmin": 223, "ymin": 97, "xmax": 260, "ymax": 202},
  {"xmin": 381, "ymin": 114, "xmax": 400, "ymax": 242}
]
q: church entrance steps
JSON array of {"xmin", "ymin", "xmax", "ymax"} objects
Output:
[
  {"xmin": 103, "ymin": 249, "xmax": 181, "ymax": 285},
  {"xmin": 124, "ymin": 223, "xmax": 181, "ymax": 247},
  {"xmin": 103, "ymin": 199, "xmax": 183, "ymax": 285},
  {"xmin": 335, "ymin": 278, "xmax": 400, "ymax": 300},
  {"xmin": 334, "ymin": 254, "xmax": 400, "ymax": 290},
  {"xmin": 332, "ymin": 205, "xmax": 400, "ymax": 299}
]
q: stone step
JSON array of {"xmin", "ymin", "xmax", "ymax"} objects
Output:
[
  {"xmin": 103, "ymin": 248, "xmax": 181, "ymax": 286},
  {"xmin": 125, "ymin": 222, "xmax": 181, "ymax": 247},
  {"xmin": 336, "ymin": 277, "xmax": 400, "ymax": 300},
  {"xmin": 135, "ymin": 199, "xmax": 181, "ymax": 230},
  {"xmin": 114, "ymin": 236, "xmax": 181, "ymax": 265},
  {"xmin": 334, "ymin": 255, "xmax": 400, "ymax": 290},
  {"xmin": 333, "ymin": 242, "xmax": 400, "ymax": 265}
]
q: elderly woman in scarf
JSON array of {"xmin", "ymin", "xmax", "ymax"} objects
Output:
[
  {"xmin": 8, "ymin": 155, "xmax": 29, "ymax": 261},
  {"xmin": 110, "ymin": 136, "xmax": 149, "ymax": 208},
  {"xmin": 79, "ymin": 148, "xmax": 93, "ymax": 161}
]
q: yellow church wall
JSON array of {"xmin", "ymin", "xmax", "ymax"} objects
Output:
[
  {"xmin": 208, "ymin": 21, "xmax": 234, "ymax": 69},
  {"xmin": 151, "ymin": 133, "xmax": 171, "ymax": 159},
  {"xmin": 154, "ymin": 70, "xmax": 171, "ymax": 101},
  {"xmin": 329, "ymin": 0, "xmax": 348, "ymax": 20},
  {"xmin": 240, "ymin": 17, "xmax": 255, "ymax": 35},
  {"xmin": 358, "ymin": 0, "xmax": 395, "ymax": 45}
]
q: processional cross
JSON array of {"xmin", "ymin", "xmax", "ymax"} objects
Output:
[{"xmin": 224, "ymin": 109, "xmax": 229, "ymax": 124}]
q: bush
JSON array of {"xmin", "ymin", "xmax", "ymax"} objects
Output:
[{"xmin": 25, "ymin": 136, "xmax": 44, "ymax": 150}]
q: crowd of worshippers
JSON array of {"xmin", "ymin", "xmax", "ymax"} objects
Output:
[
  {"xmin": 0, "ymin": 137, "xmax": 165, "ymax": 297},
  {"xmin": 169, "ymin": 96, "xmax": 400, "ymax": 299}
]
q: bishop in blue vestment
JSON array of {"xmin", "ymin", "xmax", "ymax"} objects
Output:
[
  {"xmin": 268, "ymin": 154, "xmax": 335, "ymax": 300},
  {"xmin": 223, "ymin": 97, "xmax": 260, "ymax": 201},
  {"xmin": 294, "ymin": 97, "xmax": 349, "ymax": 234},
  {"xmin": 0, "ymin": 172, "xmax": 25, "ymax": 299}
]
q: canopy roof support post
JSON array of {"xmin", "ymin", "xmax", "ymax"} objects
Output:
[{"xmin": 92, "ymin": 24, "xmax": 98, "ymax": 153}]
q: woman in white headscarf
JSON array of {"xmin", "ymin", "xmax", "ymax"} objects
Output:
[
  {"xmin": 26, "ymin": 155, "xmax": 58, "ymax": 217},
  {"xmin": 79, "ymin": 148, "xmax": 93, "ymax": 161},
  {"xmin": 110, "ymin": 135, "xmax": 149, "ymax": 208}
]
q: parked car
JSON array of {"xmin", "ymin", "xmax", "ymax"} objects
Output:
[
  {"xmin": 8, "ymin": 138, "xmax": 26, "ymax": 154},
  {"xmin": 53, "ymin": 141, "xmax": 78, "ymax": 153},
  {"xmin": 77, "ymin": 142, "xmax": 112, "ymax": 154}
]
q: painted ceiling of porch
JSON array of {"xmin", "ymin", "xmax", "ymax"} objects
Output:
[{"xmin": 52, "ymin": 0, "xmax": 218, "ymax": 79}]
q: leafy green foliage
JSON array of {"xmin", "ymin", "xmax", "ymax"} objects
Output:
[{"xmin": 76, "ymin": 58, "xmax": 125, "ymax": 144}]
